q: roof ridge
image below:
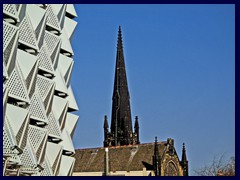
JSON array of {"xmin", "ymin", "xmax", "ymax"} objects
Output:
[{"xmin": 75, "ymin": 141, "xmax": 167, "ymax": 151}]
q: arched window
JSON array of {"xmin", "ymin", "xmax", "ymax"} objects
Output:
[{"xmin": 164, "ymin": 161, "xmax": 179, "ymax": 176}]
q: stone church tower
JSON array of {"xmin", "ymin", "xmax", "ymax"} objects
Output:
[
  {"xmin": 73, "ymin": 27, "xmax": 189, "ymax": 176},
  {"xmin": 103, "ymin": 26, "xmax": 140, "ymax": 147}
]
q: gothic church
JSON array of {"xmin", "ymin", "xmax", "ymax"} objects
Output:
[{"xmin": 73, "ymin": 27, "xmax": 188, "ymax": 176}]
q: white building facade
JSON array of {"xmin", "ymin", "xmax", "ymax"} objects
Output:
[{"xmin": 3, "ymin": 4, "xmax": 79, "ymax": 176}]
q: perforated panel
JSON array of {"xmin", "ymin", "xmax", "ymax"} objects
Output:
[
  {"xmin": 3, "ymin": 4, "xmax": 78, "ymax": 176},
  {"xmin": 36, "ymin": 75, "xmax": 54, "ymax": 100},
  {"xmin": 38, "ymin": 46, "xmax": 54, "ymax": 72},
  {"xmin": 40, "ymin": 159, "xmax": 53, "ymax": 176},
  {"xmin": 3, "ymin": 31, "xmax": 17, "ymax": 67},
  {"xmin": 47, "ymin": 112, "xmax": 62, "ymax": 137},
  {"xmin": 28, "ymin": 125, "xmax": 47, "ymax": 151},
  {"xmin": 15, "ymin": 120, "xmax": 26, "ymax": 146},
  {"xmin": 3, "ymin": 129, "xmax": 13, "ymax": 154},
  {"xmin": 15, "ymin": 4, "xmax": 20, "ymax": 11},
  {"xmin": 27, "ymin": 93, "xmax": 48, "ymax": 122},
  {"xmin": 3, "ymin": 21, "xmax": 18, "ymax": 50},
  {"xmin": 44, "ymin": 31, "xmax": 61, "ymax": 55},
  {"xmin": 3, "ymin": 4, "xmax": 18, "ymax": 18},
  {"xmin": 6, "ymin": 68, "xmax": 29, "ymax": 102},
  {"xmin": 46, "ymin": 5, "xmax": 61, "ymax": 30},
  {"xmin": 18, "ymin": 16, "xmax": 38, "ymax": 49},
  {"xmin": 19, "ymin": 144, "xmax": 37, "ymax": 169},
  {"xmin": 4, "ymin": 117, "xmax": 17, "ymax": 146}
]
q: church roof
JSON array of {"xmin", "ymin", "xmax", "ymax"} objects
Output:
[{"xmin": 73, "ymin": 141, "xmax": 167, "ymax": 172}]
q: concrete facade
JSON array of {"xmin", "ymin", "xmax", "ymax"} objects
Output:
[{"xmin": 3, "ymin": 4, "xmax": 79, "ymax": 176}]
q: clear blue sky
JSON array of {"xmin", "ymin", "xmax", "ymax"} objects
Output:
[{"xmin": 70, "ymin": 4, "xmax": 235, "ymax": 175}]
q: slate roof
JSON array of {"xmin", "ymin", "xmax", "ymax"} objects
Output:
[{"xmin": 73, "ymin": 142, "xmax": 167, "ymax": 172}]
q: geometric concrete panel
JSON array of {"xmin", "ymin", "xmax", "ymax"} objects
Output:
[
  {"xmin": 51, "ymin": 4, "xmax": 67, "ymax": 30},
  {"xmin": 3, "ymin": 86, "xmax": 9, "ymax": 117},
  {"xmin": 27, "ymin": 125, "xmax": 48, "ymax": 165},
  {"xmin": 3, "ymin": 62, "xmax": 8, "ymax": 81},
  {"xmin": 63, "ymin": 17, "xmax": 77, "ymax": 41},
  {"xmin": 66, "ymin": 4, "xmax": 77, "ymax": 18},
  {"xmin": 58, "ymin": 155, "xmax": 75, "ymax": 176},
  {"xmin": 65, "ymin": 113, "xmax": 79, "ymax": 138},
  {"xmin": 47, "ymin": 111, "xmax": 62, "ymax": 139},
  {"xmin": 40, "ymin": 156, "xmax": 54, "ymax": 176},
  {"xmin": 36, "ymin": 75, "xmax": 55, "ymax": 101},
  {"xmin": 26, "ymin": 4, "xmax": 47, "ymax": 49},
  {"xmin": 53, "ymin": 68, "xmax": 68, "ymax": 95},
  {"xmin": 37, "ymin": 45, "xmax": 55, "ymax": 74},
  {"xmin": 36, "ymin": 75, "xmax": 55, "ymax": 115},
  {"xmin": 59, "ymin": 128, "xmax": 75, "ymax": 154},
  {"xmin": 66, "ymin": 85, "xmax": 79, "ymax": 111},
  {"xmin": 19, "ymin": 140, "xmax": 38, "ymax": 174},
  {"xmin": 52, "ymin": 95, "xmax": 68, "ymax": 129},
  {"xmin": 46, "ymin": 142, "xmax": 63, "ymax": 175},
  {"xmin": 3, "ymin": 4, "xmax": 78, "ymax": 176},
  {"xmin": 3, "ymin": 119, "xmax": 18, "ymax": 155},
  {"xmin": 18, "ymin": 15, "xmax": 39, "ymax": 52},
  {"xmin": 44, "ymin": 31, "xmax": 61, "ymax": 57},
  {"xmin": 27, "ymin": 92, "xmax": 48, "ymax": 124},
  {"xmin": 60, "ymin": 28, "xmax": 74, "ymax": 56},
  {"xmin": 3, "ymin": 4, "xmax": 19, "ymax": 23},
  {"xmin": 6, "ymin": 104, "xmax": 30, "ymax": 150},
  {"xmin": 26, "ymin": 4, "xmax": 45, "ymax": 32},
  {"xmin": 16, "ymin": 49, "xmax": 38, "ymax": 90},
  {"xmin": 3, "ymin": 21, "xmax": 18, "ymax": 76},
  {"xmin": 6, "ymin": 66, "xmax": 30, "ymax": 104},
  {"xmin": 3, "ymin": 21, "xmax": 18, "ymax": 51},
  {"xmin": 46, "ymin": 5, "xmax": 61, "ymax": 33},
  {"xmin": 58, "ymin": 54, "xmax": 73, "ymax": 86}
]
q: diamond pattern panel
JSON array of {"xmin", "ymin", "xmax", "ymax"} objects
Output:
[
  {"xmin": 47, "ymin": 112, "xmax": 62, "ymax": 138},
  {"xmin": 36, "ymin": 75, "xmax": 54, "ymax": 101},
  {"xmin": 27, "ymin": 93, "xmax": 48, "ymax": 122},
  {"xmin": 28, "ymin": 125, "xmax": 47, "ymax": 151},
  {"xmin": 46, "ymin": 5, "xmax": 61, "ymax": 31},
  {"xmin": 40, "ymin": 162, "xmax": 53, "ymax": 176},
  {"xmin": 6, "ymin": 68, "xmax": 29, "ymax": 103},
  {"xmin": 3, "ymin": 21, "xmax": 18, "ymax": 50},
  {"xmin": 44, "ymin": 31, "xmax": 61, "ymax": 55},
  {"xmin": 3, "ymin": 4, "xmax": 78, "ymax": 176},
  {"xmin": 18, "ymin": 16, "xmax": 38, "ymax": 50},
  {"xmin": 3, "ymin": 30, "xmax": 17, "ymax": 69},
  {"xmin": 38, "ymin": 46, "xmax": 54, "ymax": 73},
  {"xmin": 3, "ymin": 4, "xmax": 18, "ymax": 19},
  {"xmin": 19, "ymin": 141, "xmax": 37, "ymax": 169}
]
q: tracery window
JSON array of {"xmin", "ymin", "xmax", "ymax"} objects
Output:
[{"xmin": 164, "ymin": 161, "xmax": 179, "ymax": 176}]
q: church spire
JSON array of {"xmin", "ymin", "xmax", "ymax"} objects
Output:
[
  {"xmin": 153, "ymin": 136, "xmax": 161, "ymax": 176},
  {"xmin": 134, "ymin": 116, "xmax": 140, "ymax": 144},
  {"xmin": 104, "ymin": 26, "xmax": 140, "ymax": 147},
  {"xmin": 103, "ymin": 115, "xmax": 109, "ymax": 147},
  {"xmin": 181, "ymin": 143, "xmax": 189, "ymax": 176},
  {"xmin": 110, "ymin": 26, "xmax": 133, "ymax": 146},
  {"xmin": 117, "ymin": 26, "xmax": 123, "ymax": 50}
]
